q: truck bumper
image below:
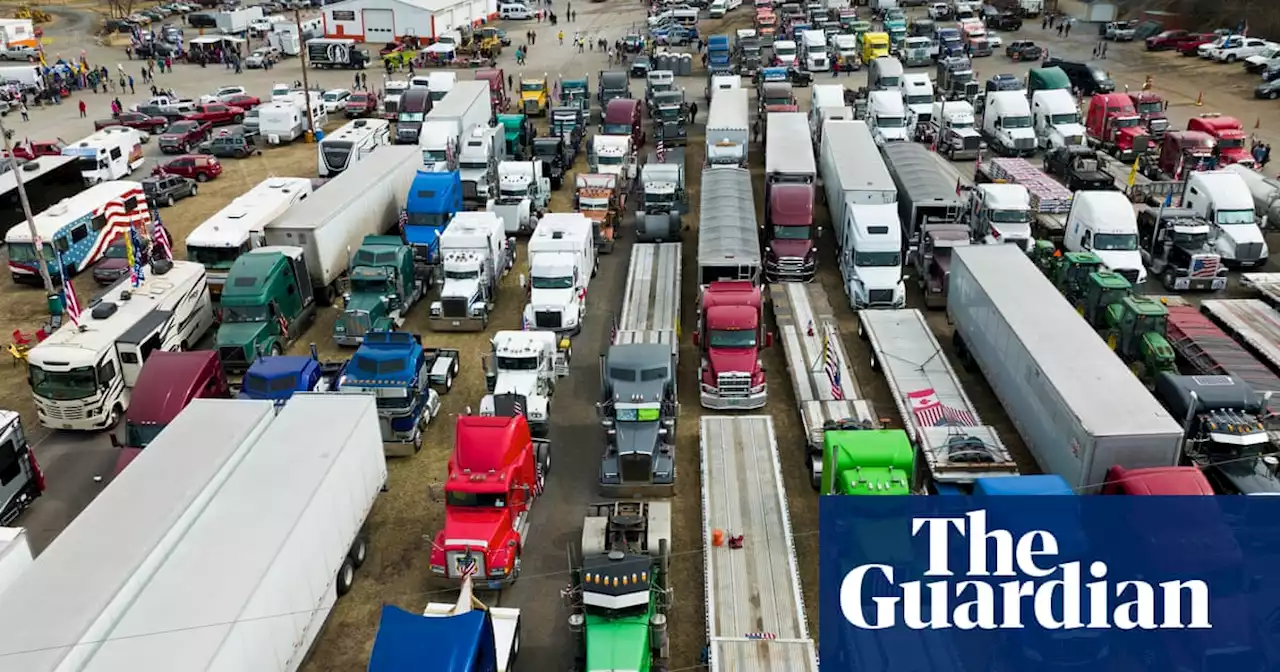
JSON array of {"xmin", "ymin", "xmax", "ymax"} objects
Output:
[
  {"xmin": 1167, "ymin": 275, "xmax": 1228, "ymax": 292},
  {"xmin": 429, "ymin": 315, "xmax": 488, "ymax": 332},
  {"xmin": 947, "ymin": 148, "xmax": 981, "ymax": 160},
  {"xmin": 599, "ymin": 481, "xmax": 676, "ymax": 498},
  {"xmin": 383, "ymin": 437, "xmax": 420, "ymax": 458},
  {"xmin": 700, "ymin": 388, "xmax": 768, "ymax": 410}
]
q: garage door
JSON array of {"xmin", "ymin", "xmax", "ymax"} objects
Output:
[{"xmin": 363, "ymin": 8, "xmax": 395, "ymax": 41}]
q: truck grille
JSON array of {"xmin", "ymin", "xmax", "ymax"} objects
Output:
[
  {"xmin": 1237, "ymin": 242, "xmax": 1264, "ymax": 261},
  {"xmin": 620, "ymin": 452, "xmax": 653, "ymax": 483},
  {"xmin": 40, "ymin": 404, "xmax": 84, "ymax": 420},
  {"xmin": 777, "ymin": 257, "xmax": 806, "ymax": 272},
  {"xmin": 339, "ymin": 313, "xmax": 369, "ymax": 338},
  {"xmin": 523, "ymin": 100, "xmax": 538, "ymax": 113},
  {"xmin": 219, "ymin": 346, "xmax": 246, "ymax": 364},
  {"xmin": 717, "ymin": 372, "xmax": 752, "ymax": 397},
  {"xmin": 1116, "ymin": 269, "xmax": 1140, "ymax": 284},
  {"xmin": 1149, "ymin": 119, "xmax": 1169, "ymax": 133},
  {"xmin": 1014, "ymin": 137, "xmax": 1035, "ymax": 150},
  {"xmin": 868, "ymin": 289, "xmax": 895, "ymax": 306},
  {"xmin": 442, "ymin": 297, "xmax": 469, "ymax": 318},
  {"xmin": 446, "ymin": 550, "xmax": 486, "ymax": 579},
  {"xmin": 962, "ymin": 136, "xmax": 981, "ymax": 150},
  {"xmin": 384, "ymin": 100, "xmax": 398, "ymax": 115},
  {"xmin": 535, "ymin": 310, "xmax": 562, "ymax": 329}
]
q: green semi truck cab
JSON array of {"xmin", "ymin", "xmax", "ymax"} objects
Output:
[
  {"xmin": 333, "ymin": 236, "xmax": 425, "ymax": 347},
  {"xmin": 498, "ymin": 113, "xmax": 533, "ymax": 159},
  {"xmin": 569, "ymin": 501, "xmax": 671, "ymax": 672},
  {"xmin": 1104, "ymin": 295, "xmax": 1177, "ymax": 381},
  {"xmin": 216, "ymin": 246, "xmax": 317, "ymax": 373},
  {"xmin": 820, "ymin": 429, "xmax": 914, "ymax": 495},
  {"xmin": 561, "ymin": 77, "xmax": 591, "ymax": 113}
]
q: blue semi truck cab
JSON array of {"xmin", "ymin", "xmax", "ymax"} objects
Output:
[
  {"xmin": 237, "ymin": 346, "xmax": 342, "ymax": 407},
  {"xmin": 403, "ymin": 170, "xmax": 464, "ymax": 272},
  {"xmin": 708, "ymin": 34, "xmax": 732, "ymax": 75}
]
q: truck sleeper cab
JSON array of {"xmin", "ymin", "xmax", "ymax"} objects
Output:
[{"xmin": 110, "ymin": 350, "xmax": 230, "ymax": 475}]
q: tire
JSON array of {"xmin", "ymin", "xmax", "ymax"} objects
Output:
[
  {"xmin": 190, "ymin": 184, "xmax": 198, "ymax": 196},
  {"xmin": 511, "ymin": 621, "xmax": 521, "ymax": 661},
  {"xmin": 336, "ymin": 557, "xmax": 355, "ymax": 596},
  {"xmin": 444, "ymin": 371, "xmax": 453, "ymax": 392},
  {"xmin": 270, "ymin": 343, "xmax": 282, "ymax": 357},
  {"xmin": 1270, "ymin": 91, "xmax": 1278, "ymax": 100},
  {"xmin": 1163, "ymin": 268, "xmax": 1176, "ymax": 289},
  {"xmin": 1227, "ymin": 54, "xmax": 1237, "ymax": 63},
  {"xmin": 104, "ymin": 405, "xmax": 122, "ymax": 429},
  {"xmin": 165, "ymin": 195, "xmax": 175, "ymax": 207},
  {"xmin": 195, "ymin": 172, "xmax": 209, "ymax": 182},
  {"xmin": 412, "ymin": 429, "xmax": 423, "ymax": 453},
  {"xmin": 807, "ymin": 455, "xmax": 821, "ymax": 491},
  {"xmin": 349, "ymin": 536, "xmax": 369, "ymax": 568},
  {"xmin": 870, "ymin": 351, "xmax": 880, "ymax": 372},
  {"xmin": 233, "ymin": 114, "xmax": 244, "ymax": 123}
]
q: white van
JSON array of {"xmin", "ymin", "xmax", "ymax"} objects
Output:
[
  {"xmin": 1064, "ymin": 190, "xmax": 1146, "ymax": 284},
  {"xmin": 710, "ymin": 0, "xmax": 729, "ymax": 17},
  {"xmin": 61, "ymin": 130, "xmax": 144, "ymax": 184},
  {"xmin": 499, "ymin": 3, "xmax": 533, "ymax": 19}
]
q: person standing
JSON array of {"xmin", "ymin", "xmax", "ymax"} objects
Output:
[
  {"xmin": 1057, "ymin": 22, "xmax": 1064, "ymax": 37},
  {"xmin": 18, "ymin": 102, "xmax": 27, "ymax": 122},
  {"xmin": 1065, "ymin": 19, "xmax": 1072, "ymax": 37},
  {"xmin": 78, "ymin": 99, "xmax": 86, "ymax": 117},
  {"xmin": 688, "ymin": 100, "xmax": 698, "ymax": 124}
]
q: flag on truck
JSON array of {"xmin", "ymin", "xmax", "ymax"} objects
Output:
[
  {"xmin": 55, "ymin": 249, "xmax": 81, "ymax": 327},
  {"xmin": 397, "ymin": 208, "xmax": 408, "ymax": 235},
  {"xmin": 908, "ymin": 388, "xmax": 975, "ymax": 427},
  {"xmin": 1127, "ymin": 155, "xmax": 1139, "ymax": 188},
  {"xmin": 656, "ymin": 137, "xmax": 666, "ymax": 162},
  {"xmin": 152, "ymin": 211, "xmax": 172, "ymax": 260},
  {"xmin": 822, "ymin": 328, "xmax": 844, "ymax": 401}
]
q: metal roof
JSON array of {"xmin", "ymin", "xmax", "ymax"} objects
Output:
[
  {"xmin": 0, "ymin": 399, "xmax": 277, "ymax": 672},
  {"xmin": 952, "ymin": 245, "xmax": 1178, "ymax": 437},
  {"xmin": 881, "ymin": 143, "xmax": 965, "ymax": 209},
  {"xmin": 697, "ymin": 166, "xmax": 760, "ymax": 267}
]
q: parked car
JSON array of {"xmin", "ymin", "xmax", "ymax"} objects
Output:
[
  {"xmin": 243, "ymin": 107, "xmax": 261, "ymax": 134},
  {"xmin": 158, "ymin": 119, "xmax": 210, "ymax": 154},
  {"xmin": 142, "ymin": 173, "xmax": 199, "ymax": 207},
  {"xmin": 1256, "ymin": 78, "xmax": 1280, "ymax": 99},
  {"xmin": 91, "ymin": 235, "xmax": 135, "ymax": 285},
  {"xmin": 202, "ymin": 86, "xmax": 248, "ymax": 104},
  {"xmin": 1005, "ymin": 40, "xmax": 1042, "ymax": 61},
  {"xmin": 196, "ymin": 132, "xmax": 259, "ymax": 158},
  {"xmin": 1264, "ymin": 64, "xmax": 1280, "ymax": 81},
  {"xmin": 153, "ymin": 154, "xmax": 223, "ymax": 182},
  {"xmin": 5, "ymin": 139, "xmax": 64, "ymax": 160},
  {"xmin": 1104, "ymin": 21, "xmax": 1137, "ymax": 41},
  {"xmin": 183, "ymin": 103, "xmax": 246, "ymax": 126},
  {"xmin": 135, "ymin": 40, "xmax": 181, "ymax": 58},
  {"xmin": 0, "ymin": 45, "xmax": 36, "ymax": 61},
  {"xmin": 245, "ymin": 48, "xmax": 281, "ymax": 68},
  {"xmin": 345, "ymin": 91, "xmax": 378, "ymax": 117},
  {"xmin": 222, "ymin": 94, "xmax": 262, "ymax": 110},
  {"xmin": 1146, "ymin": 29, "xmax": 1189, "ymax": 50},
  {"xmin": 1177, "ymin": 33, "xmax": 1219, "ymax": 55},
  {"xmin": 322, "ymin": 89, "xmax": 351, "ymax": 113},
  {"xmin": 94, "ymin": 111, "xmax": 168, "ymax": 133},
  {"xmin": 1207, "ymin": 36, "xmax": 1274, "ymax": 63},
  {"xmin": 1245, "ymin": 46, "xmax": 1280, "ymax": 72}
]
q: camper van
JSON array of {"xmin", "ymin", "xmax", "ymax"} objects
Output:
[
  {"xmin": 62, "ymin": 130, "xmax": 145, "ymax": 184},
  {"xmin": 261, "ymin": 91, "xmax": 327, "ymax": 144},
  {"xmin": 318, "ymin": 118, "xmax": 391, "ymax": 177}
]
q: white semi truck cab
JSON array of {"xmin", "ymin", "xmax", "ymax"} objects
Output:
[
  {"xmin": 1030, "ymin": 88, "xmax": 1086, "ymax": 150},
  {"xmin": 480, "ymin": 329, "xmax": 569, "ymax": 437},
  {"xmin": 982, "ymin": 90, "xmax": 1037, "ymax": 157},
  {"xmin": 522, "ymin": 213, "xmax": 596, "ymax": 337},
  {"xmin": 488, "ymin": 160, "xmax": 550, "ymax": 234},
  {"xmin": 967, "ymin": 183, "xmax": 1033, "ymax": 250},
  {"xmin": 1184, "ymin": 171, "xmax": 1269, "ymax": 267}
]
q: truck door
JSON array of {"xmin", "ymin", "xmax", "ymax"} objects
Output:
[{"xmin": 288, "ymin": 254, "xmax": 317, "ymax": 308}]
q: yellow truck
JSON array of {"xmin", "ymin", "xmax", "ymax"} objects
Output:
[
  {"xmin": 520, "ymin": 77, "xmax": 550, "ymax": 116},
  {"xmin": 859, "ymin": 31, "xmax": 890, "ymax": 63}
]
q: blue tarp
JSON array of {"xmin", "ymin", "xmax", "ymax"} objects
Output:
[
  {"xmin": 368, "ymin": 606, "xmax": 497, "ymax": 672},
  {"xmin": 974, "ymin": 474, "xmax": 1074, "ymax": 496}
]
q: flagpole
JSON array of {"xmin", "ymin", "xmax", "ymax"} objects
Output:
[{"xmin": 0, "ymin": 119, "xmax": 57, "ymax": 300}]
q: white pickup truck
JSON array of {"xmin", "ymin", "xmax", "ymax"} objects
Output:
[{"xmin": 0, "ymin": 45, "xmax": 36, "ymax": 61}]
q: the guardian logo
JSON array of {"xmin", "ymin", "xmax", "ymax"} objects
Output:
[{"xmin": 840, "ymin": 510, "xmax": 1212, "ymax": 631}]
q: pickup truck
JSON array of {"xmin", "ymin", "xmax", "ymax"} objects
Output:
[
  {"xmin": 4, "ymin": 139, "xmax": 64, "ymax": 160},
  {"xmin": 158, "ymin": 119, "xmax": 211, "ymax": 154},
  {"xmin": 94, "ymin": 111, "xmax": 169, "ymax": 133},
  {"xmin": 137, "ymin": 95, "xmax": 198, "ymax": 114},
  {"xmin": 0, "ymin": 45, "xmax": 36, "ymax": 61},
  {"xmin": 183, "ymin": 103, "xmax": 246, "ymax": 126},
  {"xmin": 1104, "ymin": 21, "xmax": 1137, "ymax": 41}
]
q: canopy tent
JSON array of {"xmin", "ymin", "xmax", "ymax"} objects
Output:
[
  {"xmin": 188, "ymin": 35, "xmax": 246, "ymax": 45},
  {"xmin": 367, "ymin": 606, "xmax": 497, "ymax": 672},
  {"xmin": 425, "ymin": 42, "xmax": 455, "ymax": 54}
]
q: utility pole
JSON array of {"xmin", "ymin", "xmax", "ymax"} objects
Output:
[
  {"xmin": 0, "ymin": 119, "xmax": 57, "ymax": 302},
  {"xmin": 294, "ymin": 9, "xmax": 319, "ymax": 142}
]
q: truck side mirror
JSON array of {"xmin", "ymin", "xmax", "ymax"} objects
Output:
[
  {"xmin": 765, "ymin": 332, "xmax": 774, "ymax": 347},
  {"xmin": 692, "ymin": 331, "xmax": 701, "ymax": 346}
]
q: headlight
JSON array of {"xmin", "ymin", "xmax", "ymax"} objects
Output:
[
  {"xmin": 429, "ymin": 302, "xmax": 442, "ymax": 316},
  {"xmin": 334, "ymin": 323, "xmax": 345, "ymax": 332},
  {"xmin": 529, "ymin": 410, "xmax": 546, "ymax": 420}
]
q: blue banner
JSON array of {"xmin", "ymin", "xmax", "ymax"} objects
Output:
[{"xmin": 819, "ymin": 496, "xmax": 1280, "ymax": 671}]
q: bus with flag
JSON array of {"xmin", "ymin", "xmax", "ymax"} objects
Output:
[
  {"xmin": 768, "ymin": 281, "xmax": 880, "ymax": 490},
  {"xmin": 857, "ymin": 308, "xmax": 1021, "ymax": 493},
  {"xmin": 4, "ymin": 180, "xmax": 150, "ymax": 285}
]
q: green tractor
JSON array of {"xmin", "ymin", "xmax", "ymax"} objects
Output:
[
  {"xmin": 568, "ymin": 501, "xmax": 671, "ymax": 672},
  {"xmin": 820, "ymin": 429, "xmax": 914, "ymax": 495},
  {"xmin": 1103, "ymin": 295, "xmax": 1177, "ymax": 383},
  {"xmin": 1029, "ymin": 242, "xmax": 1107, "ymax": 307},
  {"xmin": 1076, "ymin": 270, "xmax": 1134, "ymax": 328}
]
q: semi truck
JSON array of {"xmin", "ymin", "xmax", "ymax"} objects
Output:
[
  {"xmin": 64, "ymin": 395, "xmax": 387, "ymax": 670},
  {"xmin": 948, "ymin": 245, "xmax": 1184, "ymax": 490},
  {"xmin": 336, "ymin": 332, "xmax": 450, "ymax": 456},
  {"xmin": 262, "ymin": 144, "xmax": 419, "ymax": 305},
  {"xmin": 859, "ymin": 308, "xmax": 1020, "ymax": 493},
  {"xmin": 597, "ymin": 243, "xmax": 682, "ymax": 495},
  {"xmin": 419, "ymin": 81, "xmax": 492, "ymax": 167},
  {"xmin": 333, "ymin": 235, "xmax": 425, "ymax": 346},
  {"xmin": 480, "ymin": 330, "xmax": 570, "ymax": 438},
  {"xmin": 881, "ymin": 142, "xmax": 965, "ymax": 251},
  {"xmin": 0, "ymin": 399, "xmax": 280, "ymax": 670},
  {"xmin": 403, "ymin": 169, "xmax": 464, "ymax": 271},
  {"xmin": 636, "ymin": 149, "xmax": 686, "ymax": 242},
  {"xmin": 696, "ymin": 167, "xmax": 767, "ymax": 410},
  {"xmin": 764, "ymin": 112, "xmax": 818, "ymax": 282},
  {"xmin": 701, "ymin": 416, "xmax": 818, "ymax": 672},
  {"xmin": 522, "ymin": 213, "xmax": 596, "ymax": 336},
  {"xmin": 705, "ymin": 87, "xmax": 750, "ymax": 166},
  {"xmin": 770, "ymin": 282, "xmax": 878, "ymax": 489},
  {"xmin": 428, "ymin": 211, "xmax": 513, "ymax": 331}
]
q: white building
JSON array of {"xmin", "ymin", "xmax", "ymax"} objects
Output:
[{"xmin": 322, "ymin": 0, "xmax": 497, "ymax": 44}]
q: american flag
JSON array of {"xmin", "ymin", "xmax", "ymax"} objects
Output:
[
  {"xmin": 397, "ymin": 208, "xmax": 408, "ymax": 235},
  {"xmin": 511, "ymin": 397, "xmax": 524, "ymax": 417},
  {"xmin": 152, "ymin": 214, "xmax": 172, "ymax": 260},
  {"xmin": 822, "ymin": 329, "xmax": 844, "ymax": 401},
  {"xmin": 55, "ymin": 249, "xmax": 82, "ymax": 327},
  {"xmin": 458, "ymin": 552, "xmax": 478, "ymax": 579},
  {"xmin": 276, "ymin": 314, "xmax": 290, "ymax": 339},
  {"xmin": 1190, "ymin": 255, "xmax": 1221, "ymax": 279},
  {"xmin": 656, "ymin": 137, "xmax": 666, "ymax": 163},
  {"xmin": 908, "ymin": 388, "xmax": 976, "ymax": 428},
  {"xmin": 610, "ymin": 316, "xmax": 618, "ymax": 344}
]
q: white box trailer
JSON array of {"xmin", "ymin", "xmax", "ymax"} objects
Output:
[
  {"xmin": 705, "ymin": 87, "xmax": 750, "ymax": 166},
  {"xmin": 858, "ymin": 309, "xmax": 1020, "ymax": 492},
  {"xmin": 820, "ymin": 121, "xmax": 896, "ymax": 249},
  {"xmin": 701, "ymin": 416, "xmax": 817, "ymax": 672},
  {"xmin": 948, "ymin": 245, "xmax": 1182, "ymax": 491},
  {"xmin": 0, "ymin": 399, "xmax": 278, "ymax": 671},
  {"xmin": 264, "ymin": 145, "xmax": 418, "ymax": 302},
  {"xmin": 74, "ymin": 394, "xmax": 387, "ymax": 672},
  {"xmin": 765, "ymin": 112, "xmax": 817, "ymax": 183},
  {"xmin": 0, "ymin": 527, "xmax": 31, "ymax": 597},
  {"xmin": 420, "ymin": 81, "xmax": 493, "ymax": 165},
  {"xmin": 770, "ymin": 282, "xmax": 877, "ymax": 489},
  {"xmin": 615, "ymin": 242, "xmax": 682, "ymax": 360}
]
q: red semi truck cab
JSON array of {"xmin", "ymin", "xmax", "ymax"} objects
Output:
[
  {"xmin": 110, "ymin": 350, "xmax": 230, "ymax": 475},
  {"xmin": 1126, "ymin": 91, "xmax": 1169, "ymax": 139},
  {"xmin": 1187, "ymin": 114, "xmax": 1255, "ymax": 167},
  {"xmin": 1147, "ymin": 130, "xmax": 1218, "ymax": 180},
  {"xmin": 763, "ymin": 182, "xmax": 817, "ymax": 282},
  {"xmin": 1101, "ymin": 465, "xmax": 1215, "ymax": 494},
  {"xmin": 430, "ymin": 414, "xmax": 548, "ymax": 589},
  {"xmin": 475, "ymin": 68, "xmax": 509, "ymax": 113},
  {"xmin": 1085, "ymin": 92, "xmax": 1151, "ymax": 162},
  {"xmin": 694, "ymin": 280, "xmax": 770, "ymax": 410}
]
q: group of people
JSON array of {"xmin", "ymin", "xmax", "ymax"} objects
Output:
[
  {"xmin": 1252, "ymin": 140, "xmax": 1273, "ymax": 170},
  {"xmin": 1041, "ymin": 13, "xmax": 1075, "ymax": 37}
]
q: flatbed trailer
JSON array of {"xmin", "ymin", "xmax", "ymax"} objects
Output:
[
  {"xmin": 1200, "ymin": 299, "xmax": 1280, "ymax": 377},
  {"xmin": 701, "ymin": 415, "xmax": 817, "ymax": 672},
  {"xmin": 1161, "ymin": 297, "xmax": 1280, "ymax": 419},
  {"xmin": 1241, "ymin": 273, "xmax": 1280, "ymax": 309},
  {"xmin": 857, "ymin": 309, "xmax": 1018, "ymax": 491},
  {"xmin": 615, "ymin": 242, "xmax": 682, "ymax": 361},
  {"xmin": 770, "ymin": 282, "xmax": 877, "ymax": 489}
]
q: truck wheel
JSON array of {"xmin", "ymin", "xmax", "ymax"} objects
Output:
[
  {"xmin": 190, "ymin": 184, "xmax": 199, "ymax": 196},
  {"xmin": 869, "ymin": 351, "xmax": 880, "ymax": 372},
  {"xmin": 443, "ymin": 371, "xmax": 453, "ymax": 392},
  {"xmin": 413, "ymin": 431, "xmax": 423, "ymax": 453},
  {"xmin": 233, "ymin": 114, "xmax": 244, "ymax": 123},
  {"xmin": 1163, "ymin": 269, "xmax": 1176, "ymax": 290},
  {"xmin": 856, "ymin": 319, "xmax": 868, "ymax": 341},
  {"xmin": 336, "ymin": 557, "xmax": 356, "ymax": 596},
  {"xmin": 806, "ymin": 454, "xmax": 820, "ymax": 491},
  {"xmin": 349, "ymin": 535, "xmax": 369, "ymax": 568},
  {"xmin": 511, "ymin": 621, "xmax": 521, "ymax": 660},
  {"xmin": 104, "ymin": 405, "xmax": 122, "ymax": 430}
]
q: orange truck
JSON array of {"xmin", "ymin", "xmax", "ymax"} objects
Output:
[{"xmin": 575, "ymin": 173, "xmax": 622, "ymax": 254}]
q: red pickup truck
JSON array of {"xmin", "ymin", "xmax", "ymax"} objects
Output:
[
  {"xmin": 182, "ymin": 103, "xmax": 246, "ymax": 127},
  {"xmin": 94, "ymin": 111, "xmax": 169, "ymax": 133},
  {"xmin": 158, "ymin": 119, "xmax": 211, "ymax": 154},
  {"xmin": 1176, "ymin": 34, "xmax": 1219, "ymax": 56},
  {"xmin": 3, "ymin": 139, "xmax": 64, "ymax": 160}
]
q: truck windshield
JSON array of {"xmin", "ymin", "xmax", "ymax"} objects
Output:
[
  {"xmin": 75, "ymin": 156, "xmax": 101, "ymax": 172},
  {"xmin": 423, "ymin": 149, "xmax": 448, "ymax": 162},
  {"xmin": 876, "ymin": 115, "xmax": 905, "ymax": 128},
  {"xmin": 460, "ymin": 160, "xmax": 488, "ymax": 170},
  {"xmin": 125, "ymin": 422, "xmax": 166, "ymax": 450},
  {"xmin": 907, "ymin": 94, "xmax": 933, "ymax": 106},
  {"xmin": 1217, "ymin": 209, "xmax": 1257, "ymax": 225},
  {"xmin": 773, "ymin": 225, "xmax": 812, "ymax": 240},
  {"xmin": 187, "ymin": 244, "xmax": 246, "ymax": 269},
  {"xmin": 597, "ymin": 154, "xmax": 623, "ymax": 165},
  {"xmin": 646, "ymin": 191, "xmax": 677, "ymax": 204},
  {"xmin": 445, "ymin": 268, "xmax": 480, "ymax": 280},
  {"xmin": 407, "ymin": 211, "xmax": 447, "ymax": 228},
  {"xmin": 386, "ymin": 86, "xmax": 406, "ymax": 97},
  {"xmin": 1217, "ymin": 137, "xmax": 1244, "ymax": 150},
  {"xmin": 1001, "ymin": 115, "xmax": 1032, "ymax": 128},
  {"xmin": 854, "ymin": 250, "xmax": 902, "ymax": 266},
  {"xmin": 222, "ymin": 304, "xmax": 269, "ymax": 322},
  {"xmin": 521, "ymin": 82, "xmax": 544, "ymax": 92},
  {"xmin": 349, "ymin": 276, "xmax": 392, "ymax": 293},
  {"xmin": 1050, "ymin": 112, "xmax": 1080, "ymax": 124},
  {"xmin": 399, "ymin": 112, "xmax": 425, "ymax": 123},
  {"xmin": 708, "ymin": 328, "xmax": 758, "ymax": 348},
  {"xmin": 947, "ymin": 118, "xmax": 974, "ymax": 129},
  {"xmin": 603, "ymin": 123, "xmax": 631, "ymax": 135},
  {"xmin": 580, "ymin": 198, "xmax": 609, "ymax": 211},
  {"xmin": 1113, "ymin": 116, "xmax": 1140, "ymax": 128},
  {"xmin": 500, "ymin": 185, "xmax": 529, "ymax": 198},
  {"xmin": 1136, "ymin": 102, "xmax": 1162, "ymax": 115},
  {"xmin": 496, "ymin": 355, "xmax": 538, "ymax": 371},
  {"xmin": 531, "ymin": 275, "xmax": 573, "ymax": 289},
  {"xmin": 1093, "ymin": 233, "xmax": 1138, "ymax": 251},
  {"xmin": 446, "ymin": 491, "xmax": 506, "ymax": 507},
  {"xmin": 29, "ymin": 365, "xmax": 98, "ymax": 401},
  {"xmin": 775, "ymin": 44, "xmax": 796, "ymax": 56},
  {"xmin": 990, "ymin": 208, "xmax": 1030, "ymax": 224},
  {"xmin": 659, "ymin": 107, "xmax": 682, "ymax": 120}
]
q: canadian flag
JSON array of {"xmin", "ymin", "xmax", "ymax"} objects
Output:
[{"xmin": 908, "ymin": 388, "xmax": 976, "ymax": 428}]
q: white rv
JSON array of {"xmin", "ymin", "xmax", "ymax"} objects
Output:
[
  {"xmin": 318, "ymin": 118, "xmax": 391, "ymax": 177},
  {"xmin": 184, "ymin": 177, "xmax": 313, "ymax": 293},
  {"xmin": 61, "ymin": 131, "xmax": 144, "ymax": 184},
  {"xmin": 521, "ymin": 213, "xmax": 596, "ymax": 336},
  {"xmin": 26, "ymin": 260, "xmax": 216, "ymax": 431},
  {"xmin": 261, "ymin": 91, "xmax": 327, "ymax": 145}
]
